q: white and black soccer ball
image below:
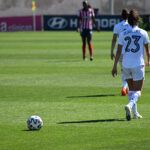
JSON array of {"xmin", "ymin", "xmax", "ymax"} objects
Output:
[{"xmin": 27, "ymin": 115, "xmax": 43, "ymax": 130}]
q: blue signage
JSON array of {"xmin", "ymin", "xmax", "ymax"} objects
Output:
[
  {"xmin": 44, "ymin": 15, "xmax": 77, "ymax": 31},
  {"xmin": 44, "ymin": 15, "xmax": 150, "ymax": 31}
]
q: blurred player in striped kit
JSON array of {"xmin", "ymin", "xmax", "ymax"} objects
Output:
[
  {"xmin": 110, "ymin": 9, "xmax": 130, "ymax": 96},
  {"xmin": 77, "ymin": 0, "xmax": 99, "ymax": 61},
  {"xmin": 112, "ymin": 9, "xmax": 150, "ymax": 121}
]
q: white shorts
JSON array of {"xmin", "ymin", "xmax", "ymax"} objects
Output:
[{"xmin": 123, "ymin": 65, "xmax": 145, "ymax": 81}]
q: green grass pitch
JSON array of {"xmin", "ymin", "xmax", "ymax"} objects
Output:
[{"xmin": 0, "ymin": 31, "xmax": 150, "ymax": 150}]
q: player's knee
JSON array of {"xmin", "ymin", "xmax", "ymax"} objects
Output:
[{"xmin": 137, "ymin": 91, "xmax": 141, "ymax": 97}]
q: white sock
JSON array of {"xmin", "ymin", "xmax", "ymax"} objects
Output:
[
  {"xmin": 132, "ymin": 91, "xmax": 141, "ymax": 103},
  {"xmin": 128, "ymin": 91, "xmax": 141, "ymax": 109},
  {"xmin": 121, "ymin": 73, "xmax": 128, "ymax": 88},
  {"xmin": 127, "ymin": 91, "xmax": 133, "ymax": 108},
  {"xmin": 132, "ymin": 91, "xmax": 141, "ymax": 115},
  {"xmin": 128, "ymin": 100, "xmax": 135, "ymax": 109},
  {"xmin": 132, "ymin": 103, "xmax": 138, "ymax": 115},
  {"xmin": 128, "ymin": 91, "xmax": 133, "ymax": 100}
]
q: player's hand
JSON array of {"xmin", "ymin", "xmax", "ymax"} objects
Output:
[
  {"xmin": 96, "ymin": 26, "xmax": 100, "ymax": 32},
  {"xmin": 112, "ymin": 66, "xmax": 117, "ymax": 77},
  {"xmin": 111, "ymin": 52, "xmax": 115, "ymax": 60},
  {"xmin": 77, "ymin": 28, "xmax": 80, "ymax": 32}
]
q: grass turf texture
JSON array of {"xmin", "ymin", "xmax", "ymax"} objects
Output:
[{"xmin": 0, "ymin": 31, "xmax": 150, "ymax": 150}]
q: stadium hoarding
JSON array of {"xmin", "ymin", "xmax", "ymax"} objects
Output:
[
  {"xmin": 0, "ymin": 16, "xmax": 42, "ymax": 32},
  {"xmin": 43, "ymin": 15, "xmax": 121, "ymax": 31},
  {"xmin": 0, "ymin": 15, "xmax": 149, "ymax": 32},
  {"xmin": 44, "ymin": 15, "xmax": 77, "ymax": 31},
  {"xmin": 44, "ymin": 15, "xmax": 150, "ymax": 31}
]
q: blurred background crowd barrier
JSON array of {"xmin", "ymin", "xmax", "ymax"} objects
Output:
[{"xmin": 0, "ymin": 0, "xmax": 150, "ymax": 32}]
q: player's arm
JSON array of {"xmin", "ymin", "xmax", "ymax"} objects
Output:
[
  {"xmin": 112, "ymin": 32, "xmax": 123, "ymax": 77},
  {"xmin": 145, "ymin": 44, "xmax": 150, "ymax": 66},
  {"xmin": 144, "ymin": 32, "xmax": 150, "ymax": 66},
  {"xmin": 112, "ymin": 44, "xmax": 122, "ymax": 77},
  {"xmin": 110, "ymin": 34, "xmax": 117, "ymax": 60},
  {"xmin": 77, "ymin": 17, "xmax": 81, "ymax": 32},
  {"xmin": 92, "ymin": 16, "xmax": 99, "ymax": 31},
  {"xmin": 77, "ymin": 11, "xmax": 81, "ymax": 32},
  {"xmin": 91, "ymin": 8, "xmax": 100, "ymax": 31}
]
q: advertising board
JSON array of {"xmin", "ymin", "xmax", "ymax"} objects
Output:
[{"xmin": 0, "ymin": 16, "xmax": 42, "ymax": 32}]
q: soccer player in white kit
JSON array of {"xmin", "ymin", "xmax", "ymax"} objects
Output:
[
  {"xmin": 112, "ymin": 9, "xmax": 150, "ymax": 121},
  {"xmin": 110, "ymin": 9, "xmax": 130, "ymax": 96}
]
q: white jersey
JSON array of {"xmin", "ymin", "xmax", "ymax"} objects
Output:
[
  {"xmin": 113, "ymin": 20, "xmax": 130, "ymax": 57},
  {"xmin": 118, "ymin": 26, "xmax": 150, "ymax": 68},
  {"xmin": 113, "ymin": 20, "xmax": 129, "ymax": 36}
]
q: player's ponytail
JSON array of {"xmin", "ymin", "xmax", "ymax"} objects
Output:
[
  {"xmin": 121, "ymin": 9, "xmax": 129, "ymax": 20},
  {"xmin": 128, "ymin": 9, "xmax": 140, "ymax": 27}
]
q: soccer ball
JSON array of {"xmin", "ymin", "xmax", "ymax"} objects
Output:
[{"xmin": 27, "ymin": 115, "xmax": 43, "ymax": 130}]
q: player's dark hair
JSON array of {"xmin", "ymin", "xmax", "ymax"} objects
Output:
[
  {"xmin": 121, "ymin": 9, "xmax": 129, "ymax": 20},
  {"xmin": 128, "ymin": 9, "xmax": 140, "ymax": 27},
  {"xmin": 83, "ymin": 0, "xmax": 88, "ymax": 6},
  {"xmin": 88, "ymin": 4, "xmax": 92, "ymax": 8}
]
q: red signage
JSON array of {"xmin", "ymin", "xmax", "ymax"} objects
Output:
[{"xmin": 0, "ymin": 16, "xmax": 42, "ymax": 32}]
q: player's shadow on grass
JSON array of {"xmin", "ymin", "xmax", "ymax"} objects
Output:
[
  {"xmin": 58, "ymin": 118, "xmax": 125, "ymax": 124},
  {"xmin": 67, "ymin": 94, "xmax": 116, "ymax": 99},
  {"xmin": 22, "ymin": 129, "xmax": 41, "ymax": 132},
  {"xmin": 22, "ymin": 129, "xmax": 33, "ymax": 132}
]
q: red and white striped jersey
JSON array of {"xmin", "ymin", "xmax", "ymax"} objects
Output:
[{"xmin": 78, "ymin": 8, "xmax": 95, "ymax": 30}]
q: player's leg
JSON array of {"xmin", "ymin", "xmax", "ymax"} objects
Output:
[
  {"xmin": 125, "ymin": 66, "xmax": 144, "ymax": 120},
  {"xmin": 126, "ymin": 79, "xmax": 143, "ymax": 120},
  {"xmin": 125, "ymin": 79, "xmax": 134, "ymax": 120},
  {"xmin": 119, "ymin": 57, "xmax": 128, "ymax": 96},
  {"xmin": 87, "ymin": 30, "xmax": 94, "ymax": 61},
  {"xmin": 132, "ymin": 80, "xmax": 143, "ymax": 119},
  {"xmin": 122, "ymin": 68, "xmax": 133, "ymax": 120},
  {"xmin": 81, "ymin": 30, "xmax": 87, "ymax": 60},
  {"xmin": 131, "ymin": 66, "xmax": 145, "ymax": 119}
]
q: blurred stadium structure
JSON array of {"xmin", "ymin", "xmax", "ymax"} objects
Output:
[{"xmin": 0, "ymin": 0, "xmax": 150, "ymax": 17}]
